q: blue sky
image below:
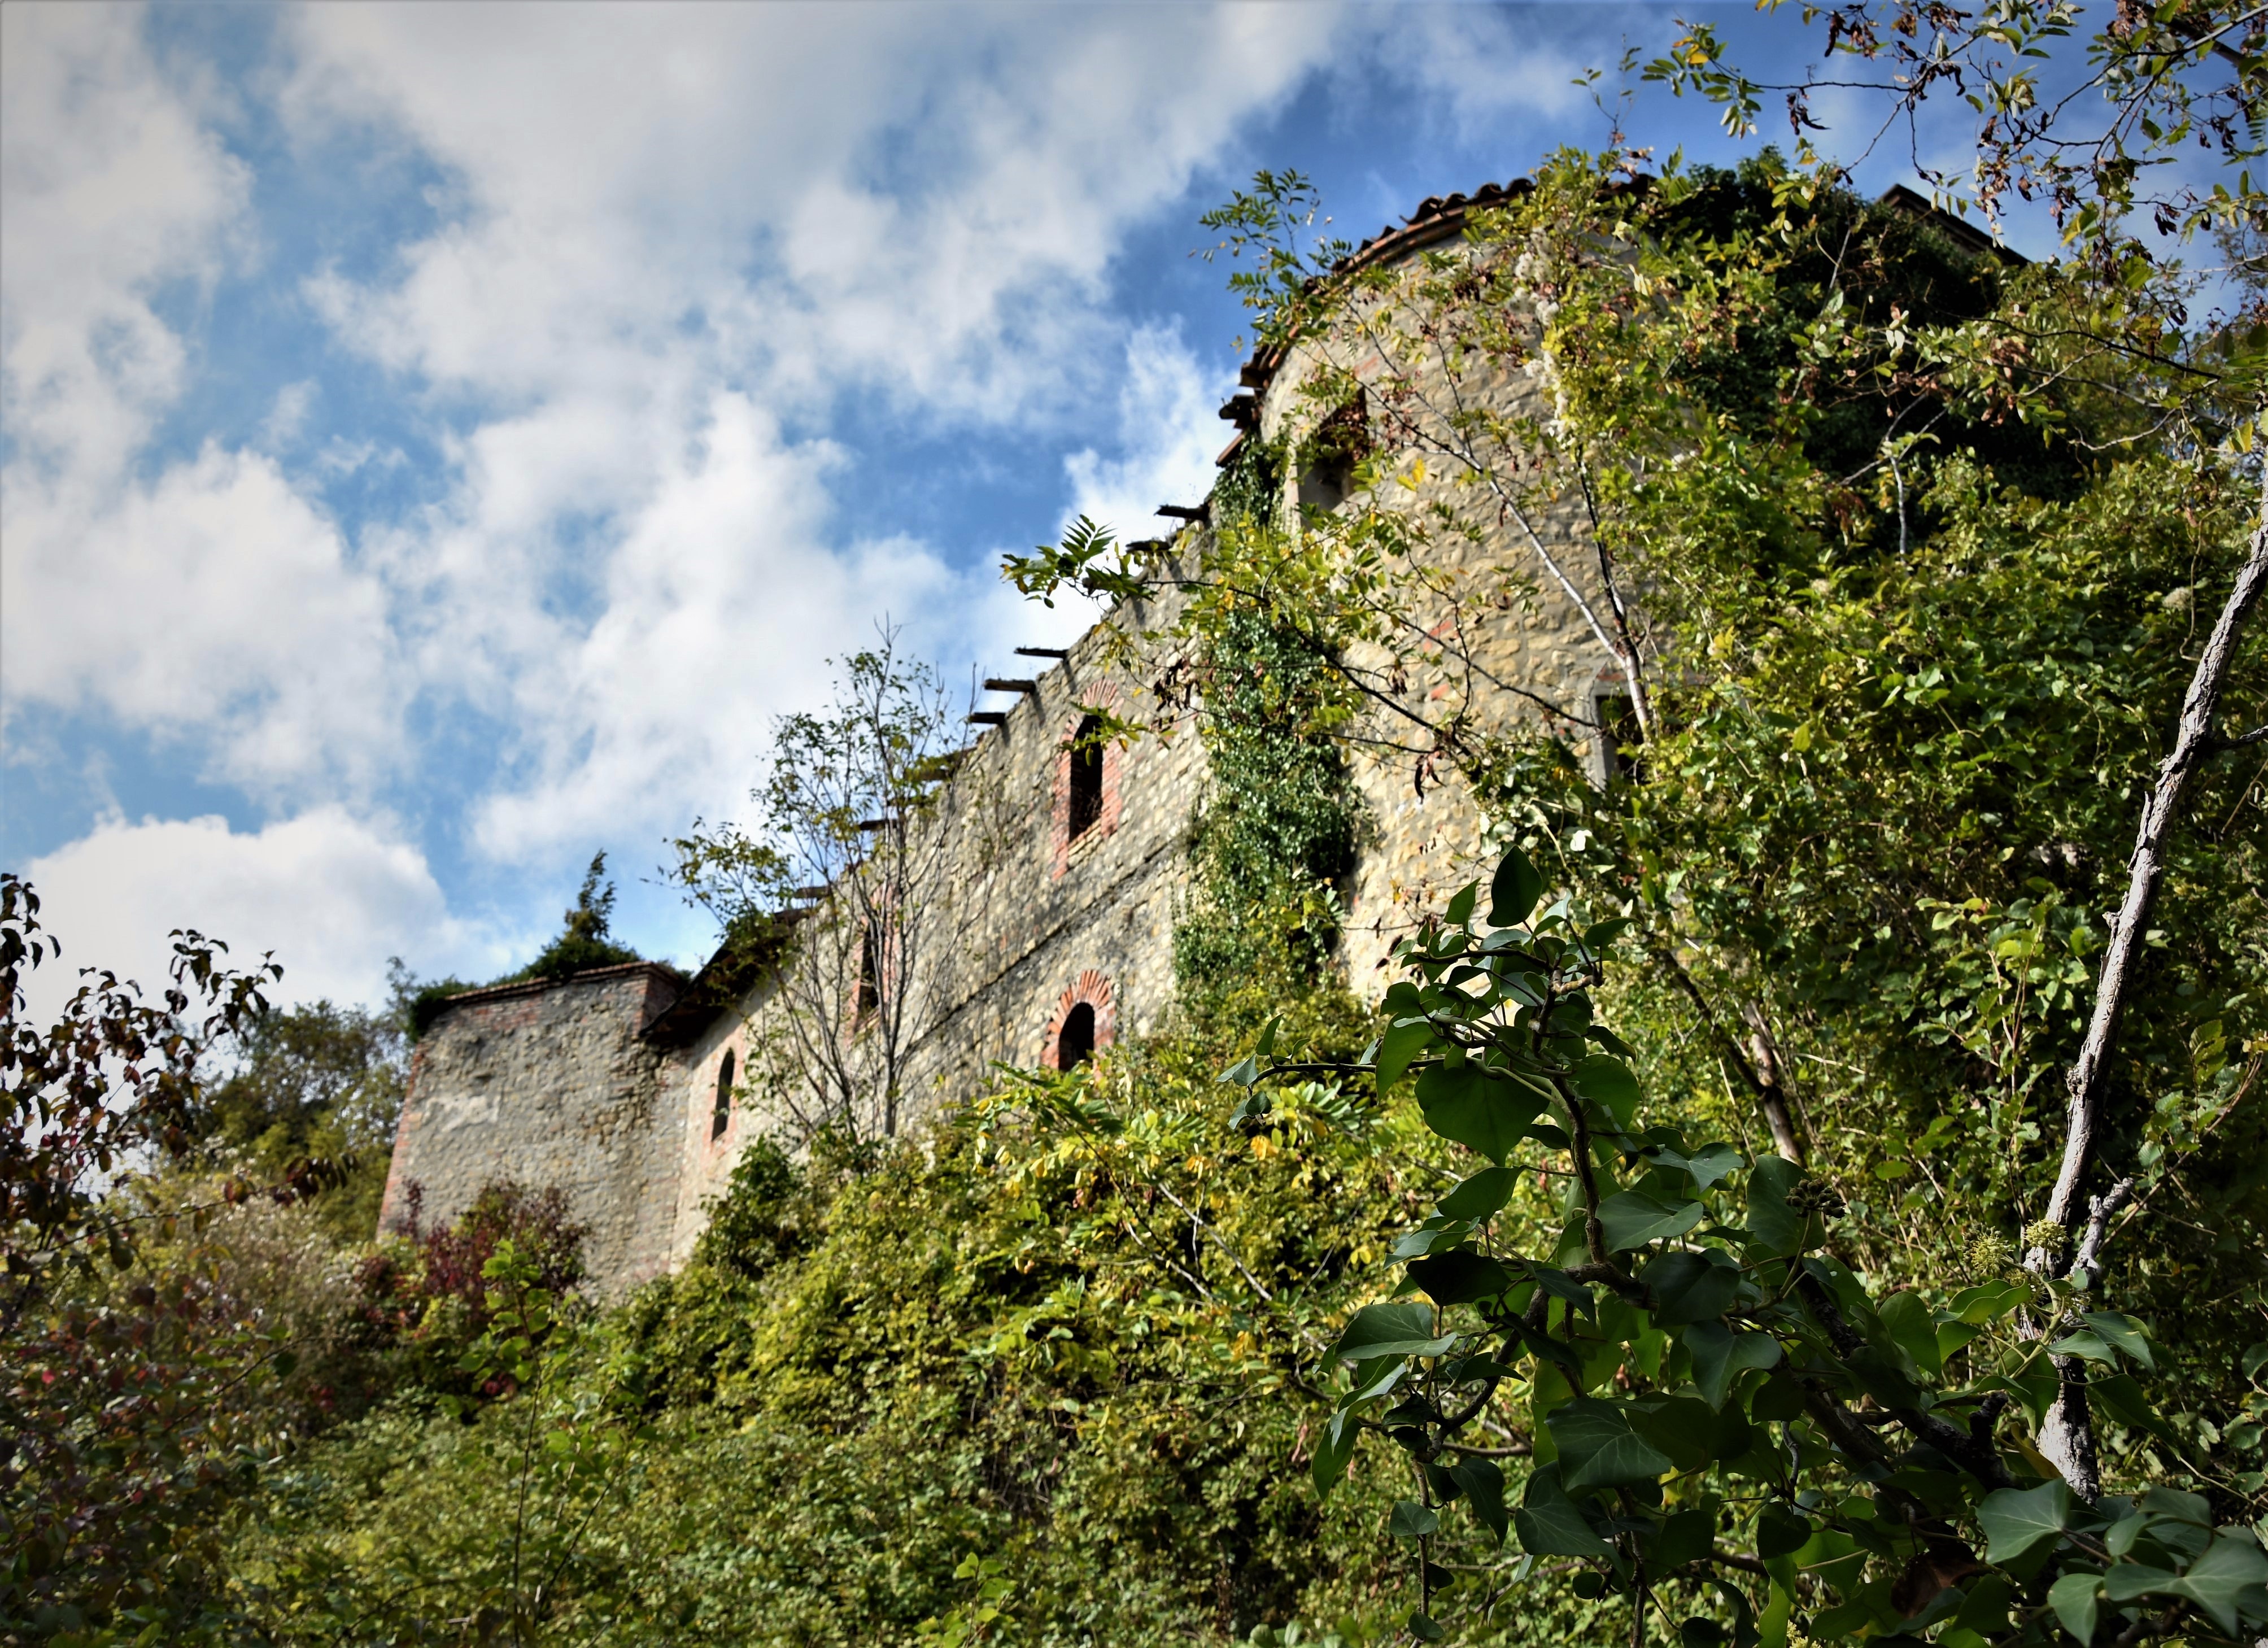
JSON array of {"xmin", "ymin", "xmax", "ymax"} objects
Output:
[{"xmin": 1, "ymin": 2, "xmax": 2056, "ymax": 1012}]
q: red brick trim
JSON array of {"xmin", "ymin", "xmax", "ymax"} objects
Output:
[
  {"xmin": 1042, "ymin": 970, "xmax": 1116, "ymax": 1069},
  {"xmin": 1049, "ymin": 691, "xmax": 1124, "ymax": 879}
]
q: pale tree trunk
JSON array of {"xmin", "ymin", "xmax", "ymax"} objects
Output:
[{"xmin": 2030, "ymin": 471, "xmax": 2268, "ymax": 1499}]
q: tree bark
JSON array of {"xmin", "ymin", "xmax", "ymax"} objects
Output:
[
  {"xmin": 2029, "ymin": 472, "xmax": 2268, "ymax": 1497},
  {"xmin": 2038, "ymin": 476, "xmax": 2268, "ymax": 1249}
]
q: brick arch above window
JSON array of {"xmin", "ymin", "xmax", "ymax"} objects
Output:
[{"xmin": 1042, "ymin": 970, "xmax": 1116, "ymax": 1070}]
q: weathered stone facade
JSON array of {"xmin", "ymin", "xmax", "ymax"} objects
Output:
[
  {"xmin": 379, "ymin": 963, "xmax": 688, "ymax": 1292},
  {"xmin": 382, "ymin": 182, "xmax": 1631, "ymax": 1296}
]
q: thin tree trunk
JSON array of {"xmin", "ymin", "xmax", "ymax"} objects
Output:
[
  {"xmin": 2031, "ymin": 470, "xmax": 2268, "ymax": 1497},
  {"xmin": 1741, "ymin": 1001, "xmax": 1807, "ymax": 1167}
]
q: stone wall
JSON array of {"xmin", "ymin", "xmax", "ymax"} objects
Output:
[
  {"xmin": 384, "ymin": 181, "xmax": 1633, "ymax": 1296},
  {"xmin": 380, "ymin": 963, "xmax": 686, "ymax": 1295},
  {"xmin": 658, "ymin": 588, "xmax": 1207, "ymax": 1259}
]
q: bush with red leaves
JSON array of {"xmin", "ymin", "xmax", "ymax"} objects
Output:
[{"xmin": 353, "ymin": 1178, "xmax": 590, "ymax": 1399}]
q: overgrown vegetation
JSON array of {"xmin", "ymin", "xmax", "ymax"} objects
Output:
[
  {"xmin": 407, "ymin": 853, "xmax": 644, "ymax": 1039},
  {"xmin": 15, "ymin": 12, "xmax": 2268, "ymax": 1636}
]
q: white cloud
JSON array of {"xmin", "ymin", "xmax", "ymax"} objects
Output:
[
  {"xmin": 0, "ymin": 2, "xmax": 249, "ymax": 481},
  {"xmin": 2, "ymin": 442, "xmax": 397, "ymax": 795},
  {"xmin": 1, "ymin": 5, "xmax": 400, "ymax": 801},
  {"xmin": 1063, "ymin": 322, "xmax": 1233, "ymax": 544},
  {"xmin": 258, "ymin": 3, "xmax": 1350, "ymax": 862},
  {"xmin": 17, "ymin": 808, "xmax": 491, "ymax": 1021}
]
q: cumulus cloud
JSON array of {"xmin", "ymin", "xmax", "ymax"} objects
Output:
[
  {"xmin": 3, "ymin": 444, "xmax": 396, "ymax": 794},
  {"xmin": 1, "ymin": 5, "xmax": 400, "ymax": 800},
  {"xmin": 17, "ymin": 808, "xmax": 491, "ymax": 1021},
  {"xmin": 1062, "ymin": 322, "xmax": 1234, "ymax": 544}
]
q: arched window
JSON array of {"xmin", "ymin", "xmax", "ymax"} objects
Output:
[
  {"xmin": 1056, "ymin": 1001, "xmax": 1097, "ymax": 1070},
  {"xmin": 710, "ymin": 1049, "xmax": 735, "ymax": 1140},
  {"xmin": 1067, "ymin": 714, "xmax": 1104, "ymax": 841}
]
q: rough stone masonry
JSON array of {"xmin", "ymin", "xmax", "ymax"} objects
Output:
[{"xmin": 380, "ymin": 181, "xmax": 1640, "ymax": 1295}]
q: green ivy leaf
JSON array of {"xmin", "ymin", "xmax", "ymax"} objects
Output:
[
  {"xmin": 1416, "ymin": 1065, "xmax": 1548, "ymax": 1163},
  {"xmin": 1389, "ymin": 1499, "xmax": 1441, "ymax": 1540},
  {"xmin": 1547, "ymin": 1398, "xmax": 1676, "ymax": 1494},
  {"xmin": 1978, "ymin": 1479, "xmax": 2075, "ymax": 1564},
  {"xmin": 1515, "ymin": 1463, "xmax": 1615, "ymax": 1558},
  {"xmin": 1438, "ymin": 1166, "xmax": 1520, "ymax": 1222},
  {"xmin": 1330, "ymin": 1302, "xmax": 1458, "ymax": 1362},
  {"xmin": 1878, "ymin": 1290, "xmax": 1943, "ymax": 1377},
  {"xmin": 1744, "ymin": 1156, "xmax": 1807, "ymax": 1256},
  {"xmin": 2048, "ymin": 1571, "xmax": 2101, "ymax": 1644},
  {"xmin": 1311, "ymin": 1408, "xmax": 1359, "ymax": 1497},
  {"xmin": 1600, "ymin": 1191, "xmax": 1706, "ymax": 1253},
  {"xmin": 2164, "ymin": 1529, "xmax": 2268, "ymax": 1634},
  {"xmin": 1406, "ymin": 1249, "xmax": 1516, "ymax": 1307},
  {"xmin": 1642, "ymin": 1247, "xmax": 1742, "ymax": 1323},
  {"xmin": 1949, "ymin": 1279, "xmax": 2030, "ymax": 1324},
  {"xmin": 2080, "ymin": 1310, "xmax": 2156, "ymax": 1370},
  {"xmin": 1685, "ymin": 1321, "xmax": 1782, "ymax": 1409},
  {"xmin": 1445, "ymin": 882, "xmax": 1480, "ymax": 928},
  {"xmin": 1449, "ymin": 1455, "xmax": 1509, "ymax": 1544},
  {"xmin": 1489, "ymin": 845, "xmax": 1544, "ymax": 928},
  {"xmin": 1571, "ymin": 1055, "xmax": 1642, "ymax": 1130},
  {"xmin": 1375, "ymin": 1018, "xmax": 1436, "ymax": 1093}
]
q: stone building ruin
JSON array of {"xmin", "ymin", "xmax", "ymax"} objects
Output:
[{"xmin": 380, "ymin": 177, "xmax": 1982, "ymax": 1294}]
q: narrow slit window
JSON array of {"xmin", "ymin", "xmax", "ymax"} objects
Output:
[
  {"xmin": 1067, "ymin": 714, "xmax": 1104, "ymax": 842},
  {"xmin": 854, "ymin": 925, "xmax": 881, "ymax": 1022},
  {"xmin": 1056, "ymin": 1002, "xmax": 1096, "ymax": 1070},
  {"xmin": 710, "ymin": 1049, "xmax": 735, "ymax": 1141}
]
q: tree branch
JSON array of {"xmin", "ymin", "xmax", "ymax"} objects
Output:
[{"xmin": 2040, "ymin": 470, "xmax": 2268, "ymax": 1249}]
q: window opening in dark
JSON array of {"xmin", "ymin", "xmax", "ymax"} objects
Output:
[
  {"xmin": 711, "ymin": 1049, "xmax": 735, "ymax": 1140},
  {"xmin": 1599, "ymin": 694, "xmax": 1647, "ymax": 785},
  {"xmin": 854, "ymin": 925, "xmax": 881, "ymax": 1022},
  {"xmin": 1067, "ymin": 714, "xmax": 1104, "ymax": 840},
  {"xmin": 1056, "ymin": 1002, "xmax": 1096, "ymax": 1070}
]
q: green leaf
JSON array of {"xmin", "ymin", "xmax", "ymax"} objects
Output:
[
  {"xmin": 1600, "ymin": 1191, "xmax": 1706, "ymax": 1252},
  {"xmin": 1408, "ymin": 1611, "xmax": 1446, "ymax": 1642},
  {"xmin": 1445, "ymin": 882, "xmax": 1479, "ymax": 928},
  {"xmin": 1949, "ymin": 1279, "xmax": 2030, "ymax": 1324},
  {"xmin": 1515, "ymin": 1463, "xmax": 1615, "ymax": 1558},
  {"xmin": 1744, "ymin": 1156, "xmax": 1806, "ymax": 1256},
  {"xmin": 1311, "ymin": 1408, "xmax": 1358, "ymax": 1497},
  {"xmin": 1489, "ymin": 845, "xmax": 1544, "ymax": 928},
  {"xmin": 1685, "ymin": 1322, "xmax": 1781, "ymax": 1409},
  {"xmin": 1878, "ymin": 1290, "xmax": 1943, "ymax": 1377},
  {"xmin": 2089, "ymin": 1372, "xmax": 2172, "ymax": 1440},
  {"xmin": 1572, "ymin": 1054, "xmax": 1642, "ymax": 1130},
  {"xmin": 1407, "ymin": 1249, "xmax": 1515, "ymax": 1306},
  {"xmin": 1449, "ymin": 1455, "xmax": 1508, "ymax": 1544},
  {"xmin": 2079, "ymin": 1311, "xmax": 2155, "ymax": 1370},
  {"xmin": 1390, "ymin": 1499, "xmax": 1441, "ymax": 1540},
  {"xmin": 2164, "ymin": 1529, "xmax": 2268, "ymax": 1634},
  {"xmin": 1439, "ymin": 1166, "xmax": 1520, "ymax": 1222},
  {"xmin": 2048, "ymin": 1571, "xmax": 2101, "ymax": 1644},
  {"xmin": 1654, "ymin": 1499, "xmax": 1719, "ymax": 1572},
  {"xmin": 2048, "ymin": 1329, "xmax": 2116, "ymax": 1363},
  {"xmin": 1680, "ymin": 1143, "xmax": 1744, "ymax": 1192},
  {"xmin": 1757, "ymin": 1505, "xmax": 1811, "ymax": 1559},
  {"xmin": 1643, "ymin": 1247, "xmax": 1742, "ymax": 1324},
  {"xmin": 1417, "ymin": 1064, "xmax": 1547, "ymax": 1163},
  {"xmin": 1331, "ymin": 1302, "xmax": 1458, "ymax": 1362},
  {"xmin": 1219, "ymin": 1052, "xmax": 1261, "ymax": 1088},
  {"xmin": 1375, "ymin": 1018, "xmax": 1436, "ymax": 1093},
  {"xmin": 1626, "ymin": 1394, "xmax": 1720, "ymax": 1472},
  {"xmin": 1978, "ymin": 1480, "xmax": 2075, "ymax": 1565},
  {"xmin": 1547, "ymin": 1398, "xmax": 1675, "ymax": 1494}
]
